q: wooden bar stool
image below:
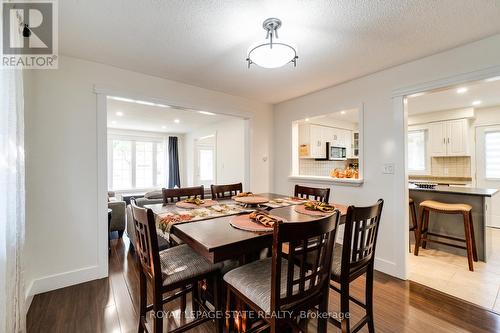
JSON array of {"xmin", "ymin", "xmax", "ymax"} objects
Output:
[
  {"xmin": 414, "ymin": 200, "xmax": 478, "ymax": 271},
  {"xmin": 409, "ymin": 198, "xmax": 418, "ymax": 252}
]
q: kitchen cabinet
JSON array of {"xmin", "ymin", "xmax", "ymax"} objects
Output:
[
  {"xmin": 428, "ymin": 119, "xmax": 469, "ymax": 156},
  {"xmin": 299, "ymin": 124, "xmax": 353, "ymax": 159},
  {"xmin": 299, "ymin": 124, "xmax": 326, "ymax": 158}
]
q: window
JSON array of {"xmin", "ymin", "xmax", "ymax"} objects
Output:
[
  {"xmin": 485, "ymin": 131, "xmax": 500, "ymax": 179},
  {"xmin": 408, "ymin": 129, "xmax": 427, "ymax": 173},
  {"xmin": 108, "ymin": 136, "xmax": 167, "ymax": 190}
]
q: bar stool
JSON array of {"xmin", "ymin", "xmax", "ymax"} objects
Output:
[
  {"xmin": 409, "ymin": 198, "xmax": 418, "ymax": 252},
  {"xmin": 414, "ymin": 200, "xmax": 478, "ymax": 271}
]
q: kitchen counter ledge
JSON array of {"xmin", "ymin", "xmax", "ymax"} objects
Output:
[
  {"xmin": 409, "ymin": 184, "xmax": 498, "ymax": 197},
  {"xmin": 289, "ymin": 175, "xmax": 363, "ymax": 187}
]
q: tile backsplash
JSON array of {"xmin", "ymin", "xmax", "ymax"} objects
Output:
[
  {"xmin": 299, "ymin": 159, "xmax": 347, "ymax": 176},
  {"xmin": 431, "ymin": 156, "xmax": 471, "ymax": 177}
]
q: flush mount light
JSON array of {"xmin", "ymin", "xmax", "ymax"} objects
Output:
[
  {"xmin": 456, "ymin": 87, "xmax": 468, "ymax": 94},
  {"xmin": 174, "ymin": 119, "xmax": 180, "ymax": 124},
  {"xmin": 340, "ymin": 111, "xmax": 346, "ymax": 115},
  {"xmin": 246, "ymin": 18, "xmax": 298, "ymax": 69},
  {"xmin": 115, "ymin": 111, "xmax": 123, "ymax": 116},
  {"xmin": 305, "ymin": 118, "xmax": 310, "ymax": 122},
  {"xmin": 161, "ymin": 126, "xmax": 167, "ymax": 129},
  {"xmin": 472, "ymin": 100, "xmax": 482, "ymax": 106}
]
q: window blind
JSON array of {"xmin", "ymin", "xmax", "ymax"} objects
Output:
[{"xmin": 485, "ymin": 131, "xmax": 500, "ymax": 179}]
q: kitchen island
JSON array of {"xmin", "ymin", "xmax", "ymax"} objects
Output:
[{"xmin": 409, "ymin": 184, "xmax": 498, "ymax": 262}]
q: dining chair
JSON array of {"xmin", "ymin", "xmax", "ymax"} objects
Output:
[
  {"xmin": 162, "ymin": 185, "xmax": 205, "ymax": 205},
  {"xmin": 409, "ymin": 198, "xmax": 418, "ymax": 252},
  {"xmin": 131, "ymin": 201, "xmax": 224, "ymax": 333},
  {"xmin": 224, "ymin": 210, "xmax": 340, "ymax": 333},
  {"xmin": 328, "ymin": 199, "xmax": 384, "ymax": 333},
  {"xmin": 294, "ymin": 184, "xmax": 331, "ymax": 203},
  {"xmin": 210, "ymin": 182, "xmax": 243, "ymax": 199}
]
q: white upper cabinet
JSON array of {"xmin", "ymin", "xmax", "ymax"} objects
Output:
[
  {"xmin": 299, "ymin": 124, "xmax": 353, "ymax": 159},
  {"xmin": 428, "ymin": 119, "xmax": 469, "ymax": 156}
]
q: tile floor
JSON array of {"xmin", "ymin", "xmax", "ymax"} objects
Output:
[{"xmin": 409, "ymin": 227, "xmax": 500, "ymax": 313}]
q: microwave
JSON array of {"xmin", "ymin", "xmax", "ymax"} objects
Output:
[{"xmin": 327, "ymin": 143, "xmax": 346, "ymax": 160}]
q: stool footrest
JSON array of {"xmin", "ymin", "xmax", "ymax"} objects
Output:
[{"xmin": 425, "ymin": 232, "xmax": 467, "ymax": 243}]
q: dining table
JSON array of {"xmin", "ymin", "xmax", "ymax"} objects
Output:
[{"xmin": 144, "ymin": 193, "xmax": 348, "ymax": 264}]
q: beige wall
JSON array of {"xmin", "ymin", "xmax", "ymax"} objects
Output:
[{"xmin": 23, "ymin": 56, "xmax": 273, "ymax": 298}]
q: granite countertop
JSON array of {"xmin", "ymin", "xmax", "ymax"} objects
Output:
[{"xmin": 409, "ymin": 184, "xmax": 498, "ymax": 197}]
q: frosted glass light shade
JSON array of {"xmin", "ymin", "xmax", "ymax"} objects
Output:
[{"xmin": 247, "ymin": 42, "xmax": 297, "ymax": 69}]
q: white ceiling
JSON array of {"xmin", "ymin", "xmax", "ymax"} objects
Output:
[
  {"xmin": 407, "ymin": 77, "xmax": 500, "ymax": 114},
  {"xmin": 60, "ymin": 1, "xmax": 500, "ymax": 103},
  {"xmin": 107, "ymin": 98, "xmax": 237, "ymax": 133}
]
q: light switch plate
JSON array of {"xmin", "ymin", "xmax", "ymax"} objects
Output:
[{"xmin": 383, "ymin": 163, "xmax": 395, "ymax": 174}]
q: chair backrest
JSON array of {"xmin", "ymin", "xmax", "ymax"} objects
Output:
[
  {"xmin": 211, "ymin": 183, "xmax": 243, "ymax": 199},
  {"xmin": 341, "ymin": 199, "xmax": 384, "ymax": 279},
  {"xmin": 271, "ymin": 211, "xmax": 340, "ymax": 312},
  {"xmin": 162, "ymin": 185, "xmax": 205, "ymax": 205},
  {"xmin": 294, "ymin": 185, "xmax": 330, "ymax": 203},
  {"xmin": 130, "ymin": 199, "xmax": 161, "ymax": 280}
]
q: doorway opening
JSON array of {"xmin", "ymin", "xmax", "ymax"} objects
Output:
[{"xmin": 404, "ymin": 75, "xmax": 500, "ymax": 313}]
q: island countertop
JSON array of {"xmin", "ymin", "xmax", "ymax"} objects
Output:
[{"xmin": 409, "ymin": 184, "xmax": 498, "ymax": 197}]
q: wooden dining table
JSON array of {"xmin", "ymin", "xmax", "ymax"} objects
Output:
[{"xmin": 145, "ymin": 193, "xmax": 348, "ymax": 264}]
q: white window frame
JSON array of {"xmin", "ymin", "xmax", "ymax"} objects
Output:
[
  {"xmin": 484, "ymin": 129, "xmax": 500, "ymax": 180},
  {"xmin": 408, "ymin": 125, "xmax": 430, "ymax": 175},
  {"xmin": 107, "ymin": 129, "xmax": 169, "ymax": 191}
]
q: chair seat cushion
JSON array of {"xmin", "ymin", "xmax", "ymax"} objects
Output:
[
  {"xmin": 223, "ymin": 257, "xmax": 299, "ymax": 314},
  {"xmin": 420, "ymin": 200, "xmax": 472, "ymax": 212},
  {"xmin": 159, "ymin": 244, "xmax": 221, "ymax": 287}
]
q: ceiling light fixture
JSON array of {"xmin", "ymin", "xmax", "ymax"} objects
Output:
[
  {"xmin": 198, "ymin": 111, "xmax": 216, "ymax": 116},
  {"xmin": 305, "ymin": 118, "xmax": 310, "ymax": 122},
  {"xmin": 246, "ymin": 18, "xmax": 298, "ymax": 69},
  {"xmin": 472, "ymin": 100, "xmax": 482, "ymax": 106},
  {"xmin": 174, "ymin": 119, "xmax": 180, "ymax": 124},
  {"xmin": 340, "ymin": 111, "xmax": 346, "ymax": 115},
  {"xmin": 116, "ymin": 111, "xmax": 123, "ymax": 116},
  {"xmin": 456, "ymin": 87, "xmax": 468, "ymax": 94},
  {"xmin": 161, "ymin": 126, "xmax": 167, "ymax": 129}
]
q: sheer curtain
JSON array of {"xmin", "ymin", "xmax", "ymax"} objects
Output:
[{"xmin": 0, "ymin": 67, "xmax": 26, "ymax": 331}]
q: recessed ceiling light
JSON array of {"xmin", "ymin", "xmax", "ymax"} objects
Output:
[
  {"xmin": 135, "ymin": 100, "xmax": 156, "ymax": 106},
  {"xmin": 111, "ymin": 121, "xmax": 117, "ymax": 125},
  {"xmin": 174, "ymin": 119, "xmax": 180, "ymax": 124},
  {"xmin": 161, "ymin": 126, "xmax": 167, "ymax": 129},
  {"xmin": 305, "ymin": 118, "xmax": 310, "ymax": 122},
  {"xmin": 198, "ymin": 111, "xmax": 216, "ymax": 116},
  {"xmin": 456, "ymin": 87, "xmax": 468, "ymax": 94},
  {"xmin": 485, "ymin": 76, "xmax": 500, "ymax": 82},
  {"xmin": 108, "ymin": 96, "xmax": 135, "ymax": 103},
  {"xmin": 115, "ymin": 111, "xmax": 123, "ymax": 116},
  {"xmin": 472, "ymin": 100, "xmax": 482, "ymax": 106},
  {"xmin": 340, "ymin": 111, "xmax": 346, "ymax": 115}
]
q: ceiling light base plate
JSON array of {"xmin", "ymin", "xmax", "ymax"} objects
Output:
[{"xmin": 263, "ymin": 18, "xmax": 281, "ymax": 32}]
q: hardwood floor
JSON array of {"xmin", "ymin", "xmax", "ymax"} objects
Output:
[{"xmin": 27, "ymin": 234, "xmax": 500, "ymax": 333}]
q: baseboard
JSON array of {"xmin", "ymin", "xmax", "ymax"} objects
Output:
[
  {"xmin": 374, "ymin": 257, "xmax": 404, "ymax": 279},
  {"xmin": 26, "ymin": 265, "xmax": 105, "ymax": 299}
]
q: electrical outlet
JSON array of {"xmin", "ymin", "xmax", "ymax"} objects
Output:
[{"xmin": 383, "ymin": 163, "xmax": 395, "ymax": 174}]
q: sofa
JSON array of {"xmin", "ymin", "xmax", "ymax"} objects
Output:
[
  {"xmin": 108, "ymin": 191, "xmax": 126, "ymax": 237},
  {"xmin": 126, "ymin": 190, "xmax": 169, "ymax": 250}
]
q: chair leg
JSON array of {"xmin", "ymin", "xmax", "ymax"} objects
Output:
[
  {"xmin": 152, "ymin": 289, "xmax": 163, "ymax": 333},
  {"xmin": 340, "ymin": 281, "xmax": 351, "ymax": 333},
  {"xmin": 192, "ymin": 282, "xmax": 200, "ymax": 314},
  {"xmin": 463, "ymin": 212, "xmax": 474, "ymax": 271},
  {"xmin": 414, "ymin": 207, "xmax": 425, "ymax": 256},
  {"xmin": 469, "ymin": 211, "xmax": 478, "ymax": 262},
  {"xmin": 180, "ymin": 289, "xmax": 187, "ymax": 315},
  {"xmin": 118, "ymin": 230, "xmax": 124, "ymax": 238},
  {"xmin": 225, "ymin": 286, "xmax": 234, "ymax": 332},
  {"xmin": 138, "ymin": 271, "xmax": 147, "ymax": 333},
  {"xmin": 422, "ymin": 209, "xmax": 430, "ymax": 249},
  {"xmin": 213, "ymin": 273, "xmax": 223, "ymax": 333},
  {"xmin": 365, "ymin": 269, "xmax": 375, "ymax": 333},
  {"xmin": 317, "ymin": 286, "xmax": 329, "ymax": 333}
]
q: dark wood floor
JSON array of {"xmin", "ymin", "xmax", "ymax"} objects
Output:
[{"xmin": 27, "ymin": 234, "xmax": 500, "ymax": 333}]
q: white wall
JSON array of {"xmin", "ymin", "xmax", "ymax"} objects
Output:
[
  {"xmin": 23, "ymin": 55, "xmax": 273, "ymax": 298},
  {"xmin": 184, "ymin": 118, "xmax": 246, "ymax": 188},
  {"xmin": 273, "ymin": 34, "xmax": 500, "ymax": 278}
]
